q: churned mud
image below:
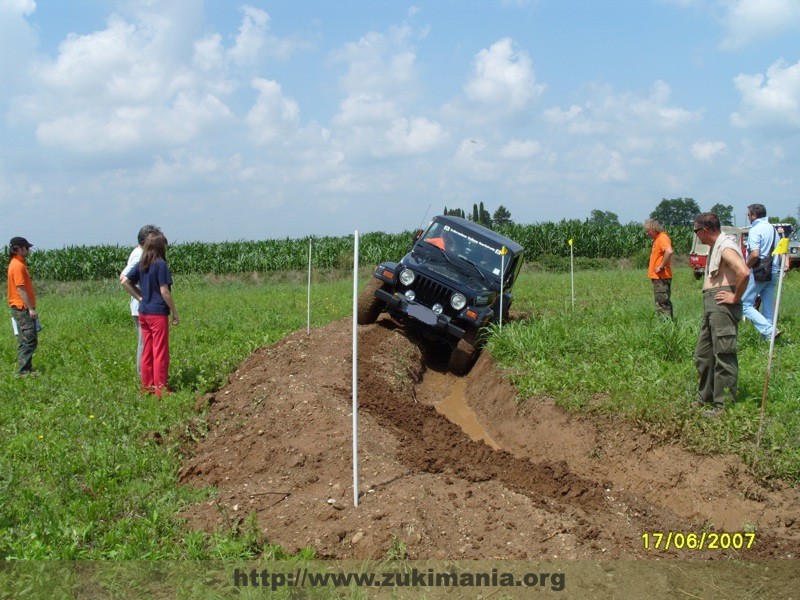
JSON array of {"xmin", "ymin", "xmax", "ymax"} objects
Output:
[{"xmin": 178, "ymin": 316, "xmax": 800, "ymax": 560}]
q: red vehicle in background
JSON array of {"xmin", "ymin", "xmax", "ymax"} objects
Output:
[
  {"xmin": 689, "ymin": 226, "xmax": 749, "ymax": 280},
  {"xmin": 689, "ymin": 223, "xmax": 794, "ymax": 279}
]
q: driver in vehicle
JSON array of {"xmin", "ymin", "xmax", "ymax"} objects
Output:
[{"xmin": 425, "ymin": 227, "xmax": 455, "ymax": 251}]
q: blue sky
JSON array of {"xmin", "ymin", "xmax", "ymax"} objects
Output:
[{"xmin": 1, "ymin": 0, "xmax": 799, "ymax": 248}]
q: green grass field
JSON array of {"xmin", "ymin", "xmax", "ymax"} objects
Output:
[
  {"xmin": 1, "ymin": 265, "xmax": 798, "ymax": 560},
  {"xmin": 489, "ymin": 266, "xmax": 800, "ymax": 480}
]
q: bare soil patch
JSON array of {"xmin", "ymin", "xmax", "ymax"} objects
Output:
[{"xmin": 178, "ymin": 316, "xmax": 800, "ymax": 560}]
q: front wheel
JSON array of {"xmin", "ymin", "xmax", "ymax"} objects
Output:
[
  {"xmin": 448, "ymin": 329, "xmax": 481, "ymax": 376},
  {"xmin": 357, "ymin": 277, "xmax": 386, "ymax": 325}
]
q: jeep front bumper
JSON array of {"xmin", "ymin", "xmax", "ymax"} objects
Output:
[{"xmin": 375, "ymin": 288, "xmax": 466, "ymax": 339}]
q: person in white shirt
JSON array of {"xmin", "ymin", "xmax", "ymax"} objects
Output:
[{"xmin": 741, "ymin": 204, "xmax": 781, "ymax": 340}]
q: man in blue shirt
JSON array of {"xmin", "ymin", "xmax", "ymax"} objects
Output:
[{"xmin": 742, "ymin": 204, "xmax": 781, "ymax": 340}]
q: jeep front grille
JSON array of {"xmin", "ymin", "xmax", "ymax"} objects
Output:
[{"xmin": 402, "ymin": 274, "xmax": 454, "ymax": 307}]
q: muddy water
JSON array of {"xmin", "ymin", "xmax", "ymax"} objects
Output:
[{"xmin": 421, "ymin": 373, "xmax": 501, "ymax": 450}]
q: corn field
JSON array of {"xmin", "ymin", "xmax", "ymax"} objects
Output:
[{"xmin": 3, "ymin": 224, "xmax": 694, "ymax": 282}]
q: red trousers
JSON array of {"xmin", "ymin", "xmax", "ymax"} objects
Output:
[{"xmin": 139, "ymin": 314, "xmax": 170, "ymax": 391}]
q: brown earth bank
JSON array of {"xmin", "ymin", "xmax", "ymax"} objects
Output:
[{"xmin": 178, "ymin": 316, "xmax": 800, "ymax": 560}]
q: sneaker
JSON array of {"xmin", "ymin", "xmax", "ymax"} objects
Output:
[
  {"xmin": 774, "ymin": 330, "xmax": 782, "ymax": 340},
  {"xmin": 702, "ymin": 406, "xmax": 724, "ymax": 418},
  {"xmin": 693, "ymin": 398, "xmax": 709, "ymax": 409}
]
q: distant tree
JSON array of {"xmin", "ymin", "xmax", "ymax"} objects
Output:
[
  {"xmin": 587, "ymin": 210, "xmax": 620, "ymax": 226},
  {"xmin": 443, "ymin": 207, "xmax": 465, "ymax": 218},
  {"xmin": 492, "ymin": 205, "xmax": 513, "ymax": 226},
  {"xmin": 709, "ymin": 203, "xmax": 734, "ymax": 225},
  {"xmin": 770, "ymin": 215, "xmax": 798, "ymax": 227},
  {"xmin": 470, "ymin": 203, "xmax": 493, "ymax": 228},
  {"xmin": 649, "ymin": 198, "xmax": 702, "ymax": 227},
  {"xmin": 478, "ymin": 202, "xmax": 492, "ymax": 228}
]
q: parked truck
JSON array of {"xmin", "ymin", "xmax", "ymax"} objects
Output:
[{"xmin": 689, "ymin": 223, "xmax": 794, "ymax": 279}]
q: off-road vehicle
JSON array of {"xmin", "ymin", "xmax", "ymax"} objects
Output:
[{"xmin": 358, "ymin": 215, "xmax": 525, "ymax": 374}]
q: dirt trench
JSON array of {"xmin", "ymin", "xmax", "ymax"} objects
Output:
[{"xmin": 177, "ymin": 316, "xmax": 800, "ymax": 560}]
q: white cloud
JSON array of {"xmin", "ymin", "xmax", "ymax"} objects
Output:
[
  {"xmin": 0, "ymin": 0, "xmax": 35, "ymax": 14},
  {"xmin": 544, "ymin": 81, "xmax": 699, "ymax": 135},
  {"xmin": 462, "ymin": 37, "xmax": 544, "ymax": 115},
  {"xmin": 331, "ymin": 25, "xmax": 419, "ymax": 103},
  {"xmin": 333, "ymin": 93, "xmax": 400, "ymax": 127},
  {"xmin": 193, "ymin": 33, "xmax": 225, "ymax": 72},
  {"xmin": 691, "ymin": 140, "xmax": 727, "ymax": 161},
  {"xmin": 0, "ymin": 0, "xmax": 38, "ymax": 96},
  {"xmin": 328, "ymin": 23, "xmax": 441, "ymax": 160},
  {"xmin": 382, "ymin": 117, "xmax": 446, "ymax": 156},
  {"xmin": 12, "ymin": 4, "xmax": 307, "ymax": 154},
  {"xmin": 246, "ymin": 78, "xmax": 301, "ymax": 145},
  {"xmin": 228, "ymin": 5, "xmax": 269, "ymax": 65},
  {"xmin": 543, "ymin": 104, "xmax": 609, "ymax": 135},
  {"xmin": 500, "ymin": 139, "xmax": 541, "ymax": 159},
  {"xmin": 731, "ymin": 59, "xmax": 800, "ymax": 129},
  {"xmin": 35, "ymin": 91, "xmax": 232, "ymax": 152},
  {"xmin": 719, "ymin": 0, "xmax": 800, "ymax": 49}
]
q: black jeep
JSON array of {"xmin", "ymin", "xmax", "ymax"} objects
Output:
[{"xmin": 358, "ymin": 215, "xmax": 525, "ymax": 374}]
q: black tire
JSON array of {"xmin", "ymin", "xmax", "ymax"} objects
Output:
[
  {"xmin": 357, "ymin": 277, "xmax": 386, "ymax": 325},
  {"xmin": 448, "ymin": 329, "xmax": 481, "ymax": 376}
]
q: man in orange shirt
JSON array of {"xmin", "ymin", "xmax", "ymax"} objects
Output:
[
  {"xmin": 645, "ymin": 219, "xmax": 674, "ymax": 319},
  {"xmin": 7, "ymin": 236, "xmax": 39, "ymax": 376}
]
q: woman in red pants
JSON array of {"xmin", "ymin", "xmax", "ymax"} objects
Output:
[{"xmin": 120, "ymin": 231, "xmax": 179, "ymax": 397}]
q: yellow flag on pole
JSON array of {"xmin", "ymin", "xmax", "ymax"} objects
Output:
[
  {"xmin": 568, "ymin": 238, "xmax": 573, "ymax": 247},
  {"xmin": 773, "ymin": 238, "xmax": 789, "ymax": 255},
  {"xmin": 500, "ymin": 246, "xmax": 508, "ymax": 255}
]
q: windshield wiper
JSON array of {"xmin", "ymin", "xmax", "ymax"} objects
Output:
[
  {"xmin": 417, "ymin": 242, "xmax": 455, "ymax": 265},
  {"xmin": 458, "ymin": 255, "xmax": 488, "ymax": 282}
]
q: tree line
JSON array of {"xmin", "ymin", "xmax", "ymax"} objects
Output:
[
  {"xmin": 443, "ymin": 198, "xmax": 798, "ymax": 233},
  {"xmin": 589, "ymin": 198, "xmax": 798, "ymax": 229},
  {"xmin": 443, "ymin": 202, "xmax": 513, "ymax": 229}
]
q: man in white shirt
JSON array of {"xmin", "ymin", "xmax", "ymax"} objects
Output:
[{"xmin": 742, "ymin": 204, "xmax": 781, "ymax": 340}]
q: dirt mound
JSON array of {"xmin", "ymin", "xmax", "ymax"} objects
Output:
[{"xmin": 178, "ymin": 317, "xmax": 800, "ymax": 560}]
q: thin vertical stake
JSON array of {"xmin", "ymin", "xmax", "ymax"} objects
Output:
[
  {"xmin": 307, "ymin": 238, "xmax": 312, "ymax": 335},
  {"xmin": 352, "ymin": 230, "xmax": 360, "ymax": 507},
  {"xmin": 755, "ymin": 252, "xmax": 788, "ymax": 464},
  {"xmin": 570, "ymin": 243, "xmax": 575, "ymax": 308}
]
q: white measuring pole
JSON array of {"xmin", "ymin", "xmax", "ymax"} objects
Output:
[
  {"xmin": 352, "ymin": 230, "xmax": 360, "ymax": 507},
  {"xmin": 306, "ymin": 238, "xmax": 312, "ymax": 335},
  {"xmin": 569, "ymin": 238, "xmax": 575, "ymax": 309}
]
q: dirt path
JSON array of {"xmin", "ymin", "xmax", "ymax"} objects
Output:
[{"xmin": 178, "ymin": 316, "xmax": 800, "ymax": 560}]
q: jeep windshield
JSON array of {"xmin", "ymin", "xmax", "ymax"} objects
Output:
[{"xmin": 416, "ymin": 221, "xmax": 507, "ymax": 281}]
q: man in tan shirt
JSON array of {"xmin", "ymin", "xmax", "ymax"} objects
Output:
[{"xmin": 692, "ymin": 213, "xmax": 750, "ymax": 417}]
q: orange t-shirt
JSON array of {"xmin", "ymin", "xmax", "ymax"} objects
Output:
[
  {"xmin": 426, "ymin": 237, "xmax": 445, "ymax": 250},
  {"xmin": 647, "ymin": 232, "xmax": 673, "ymax": 279},
  {"xmin": 7, "ymin": 255, "xmax": 35, "ymax": 309}
]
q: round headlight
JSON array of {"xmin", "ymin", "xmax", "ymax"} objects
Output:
[
  {"xmin": 404, "ymin": 290, "xmax": 416, "ymax": 302},
  {"xmin": 432, "ymin": 303, "xmax": 444, "ymax": 315},
  {"xmin": 450, "ymin": 293, "xmax": 467, "ymax": 311},
  {"xmin": 399, "ymin": 269, "xmax": 416, "ymax": 286}
]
